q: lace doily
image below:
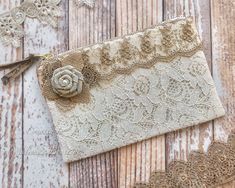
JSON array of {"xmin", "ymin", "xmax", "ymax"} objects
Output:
[
  {"xmin": 37, "ymin": 17, "xmax": 225, "ymax": 162},
  {"xmin": 73, "ymin": 0, "xmax": 95, "ymax": 8},
  {"xmin": 134, "ymin": 131, "xmax": 235, "ymax": 188},
  {"xmin": 0, "ymin": 0, "xmax": 61, "ymax": 47}
]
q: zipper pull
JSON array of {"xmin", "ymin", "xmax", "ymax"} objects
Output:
[{"xmin": 0, "ymin": 54, "xmax": 49, "ymax": 85}]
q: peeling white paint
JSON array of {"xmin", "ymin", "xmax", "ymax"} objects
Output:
[{"xmin": 211, "ymin": 25, "xmax": 226, "ymax": 97}]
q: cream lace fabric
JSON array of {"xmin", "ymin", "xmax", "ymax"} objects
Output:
[
  {"xmin": 73, "ymin": 0, "xmax": 95, "ymax": 8},
  {"xmin": 134, "ymin": 131, "xmax": 235, "ymax": 188},
  {"xmin": 0, "ymin": 0, "xmax": 61, "ymax": 47},
  {"xmin": 37, "ymin": 17, "xmax": 225, "ymax": 162}
]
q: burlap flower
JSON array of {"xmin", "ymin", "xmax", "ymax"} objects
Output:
[{"xmin": 51, "ymin": 65, "xmax": 84, "ymax": 98}]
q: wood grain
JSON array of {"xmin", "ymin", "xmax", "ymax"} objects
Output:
[
  {"xmin": 0, "ymin": 0, "xmax": 234, "ymax": 187},
  {"xmin": 211, "ymin": 0, "xmax": 235, "ymax": 142},
  {"xmin": 68, "ymin": 1, "xmax": 117, "ymax": 187},
  {"xmin": 164, "ymin": 0, "xmax": 213, "ymax": 166},
  {"xmin": 0, "ymin": 1, "xmax": 23, "ymax": 188},
  {"xmin": 22, "ymin": 1, "xmax": 69, "ymax": 187},
  {"xmin": 115, "ymin": 1, "xmax": 165, "ymax": 187}
]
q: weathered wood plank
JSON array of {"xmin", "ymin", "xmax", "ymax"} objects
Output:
[
  {"xmin": 116, "ymin": 1, "xmax": 165, "ymax": 187},
  {"xmin": 70, "ymin": 149, "xmax": 118, "ymax": 188},
  {"xmin": 68, "ymin": 0, "xmax": 117, "ymax": 187},
  {"xmin": 0, "ymin": 1, "xmax": 23, "ymax": 188},
  {"xmin": 164, "ymin": 0, "xmax": 213, "ymax": 165},
  {"xmin": 211, "ymin": 0, "xmax": 235, "ymax": 143},
  {"xmin": 22, "ymin": 1, "xmax": 69, "ymax": 187},
  {"xmin": 211, "ymin": 0, "xmax": 235, "ymax": 181}
]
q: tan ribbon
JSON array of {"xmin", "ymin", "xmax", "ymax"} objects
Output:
[{"xmin": 0, "ymin": 54, "xmax": 49, "ymax": 85}]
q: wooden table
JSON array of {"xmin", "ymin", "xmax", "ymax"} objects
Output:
[{"xmin": 0, "ymin": 0, "xmax": 234, "ymax": 187}]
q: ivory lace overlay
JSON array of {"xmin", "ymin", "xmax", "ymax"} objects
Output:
[
  {"xmin": 37, "ymin": 17, "xmax": 225, "ymax": 162},
  {"xmin": 73, "ymin": 0, "xmax": 96, "ymax": 8},
  {"xmin": 134, "ymin": 131, "xmax": 235, "ymax": 188},
  {"xmin": 0, "ymin": 0, "xmax": 61, "ymax": 47}
]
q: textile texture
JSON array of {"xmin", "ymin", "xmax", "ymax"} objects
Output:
[
  {"xmin": 134, "ymin": 131, "xmax": 235, "ymax": 188},
  {"xmin": 37, "ymin": 17, "xmax": 225, "ymax": 162}
]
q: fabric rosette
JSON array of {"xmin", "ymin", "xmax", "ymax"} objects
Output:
[{"xmin": 51, "ymin": 65, "xmax": 84, "ymax": 98}]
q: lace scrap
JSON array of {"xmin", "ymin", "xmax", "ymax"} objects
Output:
[
  {"xmin": 0, "ymin": 0, "xmax": 61, "ymax": 47},
  {"xmin": 134, "ymin": 131, "xmax": 235, "ymax": 188},
  {"xmin": 73, "ymin": 0, "xmax": 95, "ymax": 8}
]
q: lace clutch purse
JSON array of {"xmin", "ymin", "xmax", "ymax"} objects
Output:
[{"xmin": 37, "ymin": 17, "xmax": 225, "ymax": 162}]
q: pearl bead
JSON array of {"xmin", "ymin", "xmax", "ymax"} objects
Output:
[{"xmin": 63, "ymin": 79, "xmax": 68, "ymax": 85}]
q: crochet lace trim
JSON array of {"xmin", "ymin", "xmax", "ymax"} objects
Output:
[
  {"xmin": 0, "ymin": 0, "xmax": 61, "ymax": 47},
  {"xmin": 134, "ymin": 131, "xmax": 235, "ymax": 188},
  {"xmin": 37, "ymin": 17, "xmax": 203, "ymax": 110}
]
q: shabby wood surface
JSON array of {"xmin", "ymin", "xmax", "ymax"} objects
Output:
[
  {"xmin": 211, "ymin": 0, "xmax": 235, "ymax": 142},
  {"xmin": 22, "ymin": 0, "xmax": 69, "ymax": 187},
  {"xmin": 0, "ymin": 1, "xmax": 23, "ymax": 188},
  {"xmin": 0, "ymin": 0, "xmax": 234, "ymax": 188}
]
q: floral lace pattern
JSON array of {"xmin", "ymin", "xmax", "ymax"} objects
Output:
[
  {"xmin": 73, "ymin": 0, "xmax": 96, "ymax": 8},
  {"xmin": 134, "ymin": 131, "xmax": 235, "ymax": 188},
  {"xmin": 60, "ymin": 17, "xmax": 202, "ymax": 81},
  {"xmin": 49, "ymin": 51, "xmax": 224, "ymax": 162},
  {"xmin": 37, "ymin": 17, "xmax": 225, "ymax": 162},
  {"xmin": 0, "ymin": 0, "xmax": 61, "ymax": 47},
  {"xmin": 38, "ymin": 17, "xmax": 204, "ymax": 108}
]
